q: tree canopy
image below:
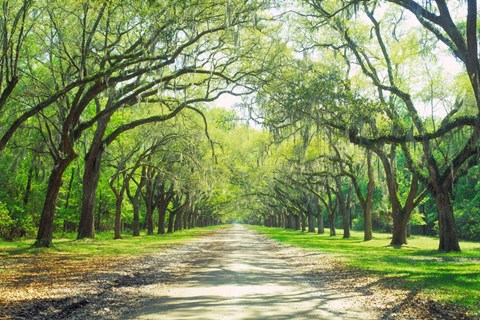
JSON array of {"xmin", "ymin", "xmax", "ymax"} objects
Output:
[{"xmin": 0, "ymin": 0, "xmax": 479, "ymax": 252}]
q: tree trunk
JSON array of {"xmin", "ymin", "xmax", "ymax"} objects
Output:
[
  {"xmin": 335, "ymin": 177, "xmax": 350, "ymax": 238},
  {"xmin": 132, "ymin": 199, "xmax": 140, "ymax": 236},
  {"xmin": 307, "ymin": 206, "xmax": 315, "ymax": 233},
  {"xmin": 34, "ymin": 156, "xmax": 76, "ymax": 247},
  {"xmin": 77, "ymin": 115, "xmax": 110, "ymax": 240},
  {"xmin": 63, "ymin": 167, "xmax": 76, "ymax": 232},
  {"xmin": 391, "ymin": 212, "xmax": 408, "ymax": 245},
  {"xmin": 328, "ymin": 213, "xmax": 336, "ymax": 236},
  {"xmin": 157, "ymin": 196, "xmax": 169, "ymax": 234},
  {"xmin": 127, "ymin": 166, "xmax": 146, "ymax": 237},
  {"xmin": 96, "ymin": 191, "xmax": 102, "ymax": 231},
  {"xmin": 364, "ymin": 150, "xmax": 374, "ymax": 241},
  {"xmin": 182, "ymin": 194, "xmax": 190, "ymax": 230},
  {"xmin": 109, "ymin": 169, "xmax": 127, "ymax": 240},
  {"xmin": 285, "ymin": 212, "xmax": 292, "ymax": 229},
  {"xmin": 144, "ymin": 173, "xmax": 160, "ymax": 236},
  {"xmin": 23, "ymin": 166, "xmax": 34, "ymax": 206},
  {"xmin": 167, "ymin": 211, "xmax": 175, "ymax": 233},
  {"xmin": 64, "ymin": 167, "xmax": 75, "ymax": 209},
  {"xmin": 114, "ymin": 196, "xmax": 123, "ymax": 239},
  {"xmin": 191, "ymin": 212, "xmax": 197, "ymax": 228},
  {"xmin": 145, "ymin": 197, "xmax": 154, "ymax": 235},
  {"xmin": 435, "ymin": 187, "xmax": 461, "ymax": 252},
  {"xmin": 375, "ymin": 148, "xmax": 423, "ymax": 247},
  {"xmin": 183, "ymin": 211, "xmax": 189, "ymax": 229},
  {"xmin": 317, "ymin": 212, "xmax": 324, "ymax": 234},
  {"xmin": 364, "ymin": 205, "xmax": 373, "ymax": 241},
  {"xmin": 174, "ymin": 209, "xmax": 183, "ymax": 232},
  {"xmin": 77, "ymin": 151, "xmax": 103, "ymax": 239}
]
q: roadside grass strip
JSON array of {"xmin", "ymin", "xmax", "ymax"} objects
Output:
[{"xmin": 249, "ymin": 225, "xmax": 480, "ymax": 315}]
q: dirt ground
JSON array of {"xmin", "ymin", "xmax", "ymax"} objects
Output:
[{"xmin": 0, "ymin": 225, "xmax": 473, "ymax": 319}]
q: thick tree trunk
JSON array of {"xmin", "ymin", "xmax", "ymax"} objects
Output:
[
  {"xmin": 174, "ymin": 209, "xmax": 183, "ymax": 232},
  {"xmin": 145, "ymin": 199, "xmax": 154, "ymax": 235},
  {"xmin": 132, "ymin": 199, "xmax": 140, "ymax": 236},
  {"xmin": 77, "ymin": 115, "xmax": 110, "ymax": 240},
  {"xmin": 294, "ymin": 215, "xmax": 300, "ymax": 230},
  {"xmin": 157, "ymin": 198, "xmax": 169, "ymax": 234},
  {"xmin": 157, "ymin": 206, "xmax": 166, "ymax": 234},
  {"xmin": 77, "ymin": 151, "xmax": 103, "ymax": 239},
  {"xmin": 109, "ymin": 171, "xmax": 126, "ymax": 240},
  {"xmin": 127, "ymin": 167, "xmax": 146, "ymax": 237},
  {"xmin": 307, "ymin": 209, "xmax": 315, "ymax": 233},
  {"xmin": 183, "ymin": 199, "xmax": 190, "ymax": 229},
  {"xmin": 364, "ymin": 206, "xmax": 373, "ymax": 241},
  {"xmin": 391, "ymin": 213, "xmax": 408, "ymax": 245},
  {"xmin": 186, "ymin": 208, "xmax": 193, "ymax": 229},
  {"xmin": 35, "ymin": 156, "xmax": 76, "ymax": 247},
  {"xmin": 389, "ymin": 183, "xmax": 422, "ymax": 246},
  {"xmin": 183, "ymin": 195, "xmax": 190, "ymax": 230},
  {"xmin": 435, "ymin": 188, "xmax": 461, "ymax": 252},
  {"xmin": 183, "ymin": 211, "xmax": 189, "ymax": 229},
  {"xmin": 189, "ymin": 212, "xmax": 196, "ymax": 228},
  {"xmin": 167, "ymin": 211, "xmax": 175, "ymax": 233},
  {"xmin": 285, "ymin": 212, "xmax": 292, "ymax": 229},
  {"xmin": 375, "ymin": 148, "xmax": 423, "ymax": 247},
  {"xmin": 317, "ymin": 212, "xmax": 324, "ymax": 234},
  {"xmin": 328, "ymin": 213, "xmax": 336, "ymax": 236}
]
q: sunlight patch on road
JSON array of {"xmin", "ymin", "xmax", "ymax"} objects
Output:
[{"xmin": 165, "ymin": 284, "xmax": 298, "ymax": 298}]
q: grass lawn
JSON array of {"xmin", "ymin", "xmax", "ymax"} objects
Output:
[
  {"xmin": 249, "ymin": 225, "xmax": 480, "ymax": 315},
  {"xmin": 0, "ymin": 225, "xmax": 227, "ymax": 258}
]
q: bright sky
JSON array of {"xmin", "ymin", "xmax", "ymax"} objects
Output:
[{"xmin": 215, "ymin": 93, "xmax": 242, "ymax": 109}]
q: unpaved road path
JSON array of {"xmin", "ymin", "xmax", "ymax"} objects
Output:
[{"xmin": 127, "ymin": 224, "xmax": 374, "ymax": 319}]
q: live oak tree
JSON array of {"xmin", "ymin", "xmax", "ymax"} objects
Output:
[
  {"xmin": 97, "ymin": 108, "xmax": 227, "ymax": 238},
  {"xmin": 299, "ymin": 0, "xmax": 480, "ymax": 252},
  {"xmin": 73, "ymin": 0, "xmax": 277, "ymax": 241},
  {"xmin": 330, "ymin": 143, "xmax": 375, "ymax": 241},
  {"xmin": 26, "ymin": 0, "xmax": 271, "ymax": 247}
]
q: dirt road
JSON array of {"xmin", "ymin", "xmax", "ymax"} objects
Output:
[{"xmin": 126, "ymin": 224, "xmax": 375, "ymax": 319}]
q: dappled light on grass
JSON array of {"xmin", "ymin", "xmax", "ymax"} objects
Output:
[
  {"xmin": 0, "ymin": 225, "xmax": 228, "ymax": 257},
  {"xmin": 250, "ymin": 225, "xmax": 480, "ymax": 314}
]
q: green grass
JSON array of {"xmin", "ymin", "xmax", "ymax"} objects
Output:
[
  {"xmin": 249, "ymin": 226, "xmax": 480, "ymax": 315},
  {"xmin": 0, "ymin": 225, "xmax": 227, "ymax": 258}
]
